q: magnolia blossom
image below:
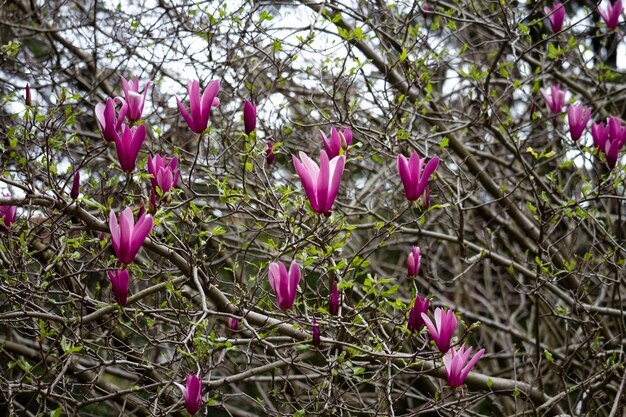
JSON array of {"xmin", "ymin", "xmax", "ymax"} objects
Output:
[
  {"xmin": 321, "ymin": 126, "xmax": 352, "ymax": 159},
  {"xmin": 243, "ymin": 100, "xmax": 257, "ymax": 134},
  {"xmin": 443, "ymin": 344, "xmax": 485, "ymax": 388},
  {"xmin": 591, "ymin": 121, "xmax": 608, "ymax": 150},
  {"xmin": 541, "ymin": 84, "xmax": 567, "ymax": 122},
  {"xmin": 175, "ymin": 375, "xmax": 202, "ymax": 415},
  {"xmin": 607, "ymin": 117, "xmax": 626, "ymax": 142},
  {"xmin": 544, "ymin": 3, "xmax": 566, "ymax": 32},
  {"xmin": 147, "ymin": 154, "xmax": 179, "ymax": 194},
  {"xmin": 265, "ymin": 141, "xmax": 276, "ymax": 165},
  {"xmin": 567, "ymin": 103, "xmax": 591, "ymax": 141},
  {"xmin": 0, "ymin": 194, "xmax": 17, "ymax": 229},
  {"xmin": 421, "ymin": 307, "xmax": 457, "ymax": 352},
  {"xmin": 605, "ymin": 117, "xmax": 626, "ymax": 168},
  {"xmin": 108, "ymin": 269, "xmax": 130, "ymax": 306},
  {"xmin": 95, "ymin": 98, "xmax": 127, "ymax": 142},
  {"xmin": 407, "ymin": 246, "xmax": 421, "ymax": 277},
  {"xmin": 176, "ymin": 79, "xmax": 221, "ymax": 134},
  {"xmin": 268, "ymin": 260, "xmax": 301, "ymax": 310},
  {"xmin": 592, "ymin": 118, "xmax": 626, "ymax": 168},
  {"xmin": 109, "ymin": 207, "xmax": 154, "ymax": 265},
  {"xmin": 114, "ymin": 125, "xmax": 146, "ymax": 173},
  {"xmin": 407, "ymin": 295, "xmax": 430, "ymax": 332},
  {"xmin": 598, "ymin": 0, "xmax": 624, "ymax": 29},
  {"xmin": 397, "ymin": 152, "xmax": 439, "ymax": 202},
  {"xmin": 120, "ymin": 74, "xmax": 152, "ymax": 122},
  {"xmin": 329, "ymin": 280, "xmax": 340, "ymax": 316},
  {"xmin": 293, "ymin": 151, "xmax": 346, "ymax": 216}
]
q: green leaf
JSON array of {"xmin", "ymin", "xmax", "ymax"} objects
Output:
[
  {"xmin": 399, "ymin": 49, "xmax": 408, "ymax": 62},
  {"xmin": 259, "ymin": 10, "xmax": 273, "ymax": 21}
]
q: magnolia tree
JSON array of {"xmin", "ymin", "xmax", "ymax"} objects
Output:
[{"xmin": 0, "ymin": 0, "xmax": 625, "ymax": 416}]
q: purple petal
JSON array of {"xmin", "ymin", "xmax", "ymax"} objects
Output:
[
  {"xmin": 109, "ymin": 210, "xmax": 120, "ymax": 256},
  {"xmin": 176, "ymin": 97, "xmax": 196, "ymax": 133},
  {"xmin": 316, "ymin": 151, "xmax": 331, "ymax": 213},
  {"xmin": 293, "ymin": 153, "xmax": 319, "ymax": 212},
  {"xmin": 130, "ymin": 213, "xmax": 153, "ymax": 261},
  {"xmin": 326, "ymin": 154, "xmax": 345, "ymax": 213}
]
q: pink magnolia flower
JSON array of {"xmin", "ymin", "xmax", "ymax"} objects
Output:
[
  {"xmin": 321, "ymin": 126, "xmax": 352, "ymax": 159},
  {"xmin": 421, "ymin": 307, "xmax": 457, "ymax": 352},
  {"xmin": 175, "ymin": 375, "xmax": 203, "ymax": 415},
  {"xmin": 407, "ymin": 246, "xmax": 421, "ymax": 277},
  {"xmin": 114, "ymin": 125, "xmax": 146, "ymax": 173},
  {"xmin": 243, "ymin": 100, "xmax": 257, "ymax": 134},
  {"xmin": 0, "ymin": 194, "xmax": 17, "ymax": 229},
  {"xmin": 329, "ymin": 280, "xmax": 340, "ymax": 316},
  {"xmin": 292, "ymin": 151, "xmax": 346, "ymax": 216},
  {"xmin": 397, "ymin": 152, "xmax": 439, "ymax": 202},
  {"xmin": 120, "ymin": 75, "xmax": 152, "ymax": 122},
  {"xmin": 312, "ymin": 318, "xmax": 321, "ymax": 347},
  {"xmin": 265, "ymin": 141, "xmax": 276, "ymax": 165},
  {"xmin": 108, "ymin": 269, "xmax": 130, "ymax": 306},
  {"xmin": 176, "ymin": 79, "xmax": 221, "ymax": 134},
  {"xmin": 443, "ymin": 344, "xmax": 485, "ymax": 388},
  {"xmin": 567, "ymin": 103, "xmax": 591, "ymax": 141},
  {"xmin": 607, "ymin": 117, "xmax": 626, "ymax": 142},
  {"xmin": 147, "ymin": 154, "xmax": 179, "ymax": 194},
  {"xmin": 268, "ymin": 260, "xmax": 301, "ymax": 310},
  {"xmin": 422, "ymin": 3, "xmax": 431, "ymax": 18},
  {"xmin": 541, "ymin": 84, "xmax": 567, "ymax": 122},
  {"xmin": 591, "ymin": 120, "xmax": 609, "ymax": 150},
  {"xmin": 605, "ymin": 117, "xmax": 626, "ymax": 168},
  {"xmin": 407, "ymin": 295, "xmax": 430, "ymax": 332},
  {"xmin": 109, "ymin": 207, "xmax": 154, "ymax": 265},
  {"xmin": 70, "ymin": 171, "xmax": 80, "ymax": 199},
  {"xmin": 95, "ymin": 98, "xmax": 128, "ymax": 142},
  {"xmin": 544, "ymin": 3, "xmax": 566, "ymax": 32},
  {"xmin": 598, "ymin": 0, "xmax": 624, "ymax": 29}
]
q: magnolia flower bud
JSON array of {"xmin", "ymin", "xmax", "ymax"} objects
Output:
[
  {"xmin": 243, "ymin": 100, "xmax": 257, "ymax": 135},
  {"xmin": 25, "ymin": 83, "xmax": 32, "ymax": 107},
  {"xmin": 312, "ymin": 318, "xmax": 321, "ymax": 347},
  {"xmin": 228, "ymin": 317, "xmax": 239, "ymax": 332},
  {"xmin": 70, "ymin": 171, "xmax": 80, "ymax": 199}
]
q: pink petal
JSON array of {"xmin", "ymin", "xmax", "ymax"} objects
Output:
[
  {"xmin": 293, "ymin": 153, "xmax": 319, "ymax": 212},
  {"xmin": 316, "ymin": 151, "xmax": 331, "ymax": 213},
  {"xmin": 176, "ymin": 97, "xmax": 195, "ymax": 132},
  {"xmin": 109, "ymin": 210, "xmax": 120, "ymax": 255},
  {"xmin": 326, "ymin": 154, "xmax": 345, "ymax": 213}
]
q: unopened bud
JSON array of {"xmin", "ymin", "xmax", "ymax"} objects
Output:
[
  {"xmin": 70, "ymin": 171, "xmax": 80, "ymax": 199},
  {"xmin": 228, "ymin": 317, "xmax": 239, "ymax": 332},
  {"xmin": 312, "ymin": 318, "xmax": 321, "ymax": 347},
  {"xmin": 25, "ymin": 83, "xmax": 32, "ymax": 107}
]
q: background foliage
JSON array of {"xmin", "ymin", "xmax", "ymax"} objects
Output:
[{"xmin": 1, "ymin": 0, "xmax": 625, "ymax": 416}]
